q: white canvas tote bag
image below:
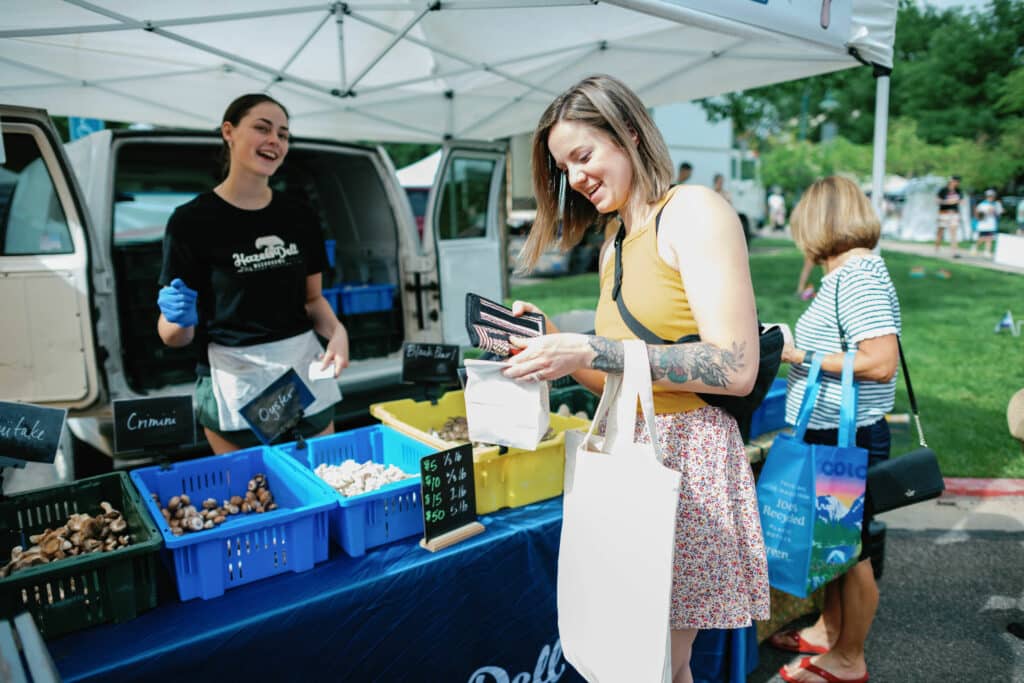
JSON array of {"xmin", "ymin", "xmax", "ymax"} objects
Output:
[{"xmin": 557, "ymin": 339, "xmax": 681, "ymax": 683}]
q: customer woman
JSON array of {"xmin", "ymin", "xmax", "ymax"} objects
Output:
[
  {"xmin": 503, "ymin": 74, "xmax": 769, "ymax": 683},
  {"xmin": 768, "ymin": 176, "xmax": 901, "ymax": 683},
  {"xmin": 157, "ymin": 93, "xmax": 348, "ymax": 453}
]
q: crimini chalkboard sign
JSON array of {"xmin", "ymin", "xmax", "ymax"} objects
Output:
[
  {"xmin": 419, "ymin": 443, "xmax": 484, "ymax": 552},
  {"xmin": 401, "ymin": 343, "xmax": 460, "ymax": 385},
  {"xmin": 240, "ymin": 369, "xmax": 315, "ymax": 445},
  {"xmin": 0, "ymin": 401, "xmax": 67, "ymax": 466},
  {"xmin": 112, "ymin": 396, "xmax": 196, "ymax": 454}
]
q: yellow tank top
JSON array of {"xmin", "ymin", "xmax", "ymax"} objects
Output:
[{"xmin": 594, "ymin": 188, "xmax": 708, "ymax": 414}]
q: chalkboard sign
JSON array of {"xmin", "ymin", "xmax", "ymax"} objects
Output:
[
  {"xmin": 112, "ymin": 395, "xmax": 196, "ymax": 454},
  {"xmin": 401, "ymin": 343, "xmax": 460, "ymax": 385},
  {"xmin": 419, "ymin": 443, "xmax": 484, "ymax": 551},
  {"xmin": 239, "ymin": 369, "xmax": 315, "ymax": 445},
  {"xmin": 0, "ymin": 401, "xmax": 67, "ymax": 466}
]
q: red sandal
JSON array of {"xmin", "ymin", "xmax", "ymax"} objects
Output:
[
  {"xmin": 780, "ymin": 657, "xmax": 869, "ymax": 683},
  {"xmin": 767, "ymin": 629, "xmax": 830, "ymax": 655}
]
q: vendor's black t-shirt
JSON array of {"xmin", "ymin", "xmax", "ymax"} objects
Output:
[
  {"xmin": 937, "ymin": 186, "xmax": 964, "ymax": 213},
  {"xmin": 159, "ymin": 191, "xmax": 328, "ymax": 372}
]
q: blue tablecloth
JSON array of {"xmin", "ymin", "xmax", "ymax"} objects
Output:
[{"xmin": 47, "ymin": 497, "xmax": 756, "ymax": 682}]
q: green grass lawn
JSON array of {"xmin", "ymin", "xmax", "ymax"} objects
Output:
[{"xmin": 509, "ymin": 241, "xmax": 1024, "ymax": 478}]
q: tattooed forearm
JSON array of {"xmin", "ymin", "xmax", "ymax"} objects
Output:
[
  {"xmin": 586, "ymin": 336, "xmax": 624, "ymax": 372},
  {"xmin": 648, "ymin": 341, "xmax": 746, "ymax": 388}
]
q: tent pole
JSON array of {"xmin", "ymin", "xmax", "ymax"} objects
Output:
[{"xmin": 870, "ymin": 71, "xmax": 890, "ymax": 221}]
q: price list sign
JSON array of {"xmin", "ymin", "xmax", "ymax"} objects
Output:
[{"xmin": 418, "ymin": 443, "xmax": 484, "ymax": 552}]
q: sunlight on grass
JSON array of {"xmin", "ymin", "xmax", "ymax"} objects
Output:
[{"xmin": 509, "ymin": 241, "xmax": 1024, "ymax": 478}]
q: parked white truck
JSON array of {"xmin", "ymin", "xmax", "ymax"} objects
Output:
[{"xmin": 0, "ymin": 105, "xmax": 507, "ymax": 476}]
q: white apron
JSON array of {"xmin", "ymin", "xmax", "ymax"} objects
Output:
[{"xmin": 206, "ymin": 330, "xmax": 342, "ymax": 432}]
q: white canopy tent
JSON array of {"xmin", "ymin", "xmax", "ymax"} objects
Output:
[{"xmin": 0, "ymin": 0, "xmax": 897, "ymax": 205}]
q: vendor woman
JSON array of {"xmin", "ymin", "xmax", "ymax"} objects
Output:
[{"xmin": 157, "ymin": 93, "xmax": 348, "ymax": 453}]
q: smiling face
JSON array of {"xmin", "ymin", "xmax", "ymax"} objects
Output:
[
  {"xmin": 547, "ymin": 120, "xmax": 634, "ymax": 215},
  {"xmin": 222, "ymin": 101, "xmax": 289, "ymax": 179}
]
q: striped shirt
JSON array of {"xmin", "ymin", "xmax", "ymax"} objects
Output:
[{"xmin": 785, "ymin": 255, "xmax": 902, "ymax": 429}]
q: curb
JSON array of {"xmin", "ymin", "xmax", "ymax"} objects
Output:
[{"xmin": 942, "ymin": 477, "xmax": 1024, "ymax": 498}]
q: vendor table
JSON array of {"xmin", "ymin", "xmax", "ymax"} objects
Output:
[{"xmin": 48, "ymin": 498, "xmax": 756, "ymax": 682}]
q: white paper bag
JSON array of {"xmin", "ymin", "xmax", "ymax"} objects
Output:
[
  {"xmin": 558, "ymin": 340, "xmax": 681, "ymax": 683},
  {"xmin": 463, "ymin": 359, "xmax": 550, "ymax": 450}
]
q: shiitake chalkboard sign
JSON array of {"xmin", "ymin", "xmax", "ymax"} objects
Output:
[
  {"xmin": 401, "ymin": 342, "xmax": 460, "ymax": 386},
  {"xmin": 0, "ymin": 401, "xmax": 67, "ymax": 467},
  {"xmin": 418, "ymin": 443, "xmax": 484, "ymax": 552},
  {"xmin": 240, "ymin": 369, "xmax": 315, "ymax": 445},
  {"xmin": 112, "ymin": 396, "xmax": 196, "ymax": 454}
]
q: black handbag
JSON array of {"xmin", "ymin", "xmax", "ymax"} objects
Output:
[
  {"xmin": 866, "ymin": 339, "xmax": 945, "ymax": 513},
  {"xmin": 832, "ymin": 273, "xmax": 944, "ymax": 513},
  {"xmin": 611, "ymin": 224, "xmax": 783, "ymax": 441}
]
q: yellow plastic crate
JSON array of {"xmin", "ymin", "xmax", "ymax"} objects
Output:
[{"xmin": 370, "ymin": 390, "xmax": 590, "ymax": 514}]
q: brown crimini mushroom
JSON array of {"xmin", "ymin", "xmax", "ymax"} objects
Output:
[
  {"xmin": 179, "ymin": 494, "xmax": 191, "ymax": 506},
  {"xmin": 168, "ymin": 496, "xmax": 181, "ymax": 511},
  {"xmin": 202, "ymin": 498, "xmax": 218, "ymax": 510},
  {"xmin": 229, "ymin": 495, "xmax": 243, "ymax": 506}
]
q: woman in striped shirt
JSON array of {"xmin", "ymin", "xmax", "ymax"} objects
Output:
[{"xmin": 772, "ymin": 176, "xmax": 901, "ymax": 683}]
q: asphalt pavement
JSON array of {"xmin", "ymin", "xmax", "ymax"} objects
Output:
[{"xmin": 750, "ymin": 493, "xmax": 1024, "ymax": 683}]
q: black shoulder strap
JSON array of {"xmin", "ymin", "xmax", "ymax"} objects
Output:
[
  {"xmin": 612, "ymin": 216, "xmax": 671, "ymax": 346},
  {"xmin": 835, "ymin": 272, "xmax": 925, "ymax": 445}
]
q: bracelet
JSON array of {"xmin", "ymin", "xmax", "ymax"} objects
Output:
[{"xmin": 802, "ymin": 350, "xmax": 816, "ymax": 366}]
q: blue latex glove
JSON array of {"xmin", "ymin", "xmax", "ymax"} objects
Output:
[{"xmin": 157, "ymin": 278, "xmax": 199, "ymax": 328}]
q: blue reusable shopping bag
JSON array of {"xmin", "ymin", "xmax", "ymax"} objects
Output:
[{"xmin": 756, "ymin": 353, "xmax": 868, "ymax": 598}]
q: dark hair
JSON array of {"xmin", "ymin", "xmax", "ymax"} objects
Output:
[
  {"xmin": 951, "ymin": 175, "xmax": 962, "ymax": 181},
  {"xmin": 679, "ymin": 162, "xmax": 692, "ymax": 172},
  {"xmin": 219, "ymin": 93, "xmax": 289, "ymax": 177}
]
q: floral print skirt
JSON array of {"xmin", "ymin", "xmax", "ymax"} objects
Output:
[{"xmin": 632, "ymin": 405, "xmax": 770, "ymax": 630}]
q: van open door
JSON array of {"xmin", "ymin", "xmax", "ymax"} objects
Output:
[
  {"xmin": 0, "ymin": 107, "xmax": 100, "ymax": 409},
  {"xmin": 427, "ymin": 142, "xmax": 507, "ymax": 346}
]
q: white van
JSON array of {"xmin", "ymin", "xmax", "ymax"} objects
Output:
[{"xmin": 0, "ymin": 105, "xmax": 507, "ymax": 472}]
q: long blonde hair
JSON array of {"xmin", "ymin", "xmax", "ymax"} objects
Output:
[
  {"xmin": 790, "ymin": 176, "xmax": 880, "ymax": 264},
  {"xmin": 520, "ymin": 75, "xmax": 672, "ymax": 271}
]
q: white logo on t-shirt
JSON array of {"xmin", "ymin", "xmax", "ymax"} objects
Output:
[{"xmin": 233, "ymin": 235, "xmax": 300, "ymax": 272}]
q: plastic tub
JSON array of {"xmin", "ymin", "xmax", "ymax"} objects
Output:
[
  {"xmin": 749, "ymin": 378, "xmax": 788, "ymax": 439},
  {"xmin": 130, "ymin": 447, "xmax": 335, "ymax": 600},
  {"xmin": 0, "ymin": 472, "xmax": 162, "ymax": 639},
  {"xmin": 278, "ymin": 425, "xmax": 436, "ymax": 557},
  {"xmin": 370, "ymin": 390, "xmax": 590, "ymax": 514}
]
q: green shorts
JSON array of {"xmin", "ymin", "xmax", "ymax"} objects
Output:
[{"xmin": 194, "ymin": 376, "xmax": 335, "ymax": 448}]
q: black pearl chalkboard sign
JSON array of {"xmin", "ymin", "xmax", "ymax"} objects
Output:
[
  {"xmin": 0, "ymin": 401, "xmax": 67, "ymax": 467},
  {"xmin": 401, "ymin": 342, "xmax": 460, "ymax": 386},
  {"xmin": 419, "ymin": 443, "xmax": 484, "ymax": 552},
  {"xmin": 239, "ymin": 369, "xmax": 315, "ymax": 445},
  {"xmin": 112, "ymin": 395, "xmax": 196, "ymax": 454}
]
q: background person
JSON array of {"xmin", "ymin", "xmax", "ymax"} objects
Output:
[
  {"xmin": 157, "ymin": 93, "xmax": 349, "ymax": 454},
  {"xmin": 972, "ymin": 189, "xmax": 1003, "ymax": 258},
  {"xmin": 770, "ymin": 176, "xmax": 901, "ymax": 683},
  {"xmin": 506, "ymin": 74, "xmax": 769, "ymax": 683},
  {"xmin": 768, "ymin": 186, "xmax": 787, "ymax": 232},
  {"xmin": 677, "ymin": 161, "xmax": 693, "ymax": 184},
  {"xmin": 935, "ymin": 175, "xmax": 966, "ymax": 258},
  {"xmin": 712, "ymin": 172, "xmax": 732, "ymax": 204}
]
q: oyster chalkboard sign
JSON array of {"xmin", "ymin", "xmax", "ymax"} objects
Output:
[
  {"xmin": 240, "ymin": 369, "xmax": 315, "ymax": 445},
  {"xmin": 112, "ymin": 396, "xmax": 196, "ymax": 454},
  {"xmin": 0, "ymin": 401, "xmax": 67, "ymax": 466}
]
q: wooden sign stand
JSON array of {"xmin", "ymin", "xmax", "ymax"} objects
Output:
[{"xmin": 419, "ymin": 521, "xmax": 485, "ymax": 553}]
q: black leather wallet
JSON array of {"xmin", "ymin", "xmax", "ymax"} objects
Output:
[{"xmin": 465, "ymin": 292, "xmax": 545, "ymax": 357}]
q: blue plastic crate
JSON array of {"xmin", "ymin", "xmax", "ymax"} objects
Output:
[
  {"xmin": 337, "ymin": 283, "xmax": 396, "ymax": 314},
  {"xmin": 130, "ymin": 447, "xmax": 336, "ymax": 601},
  {"xmin": 278, "ymin": 425, "xmax": 435, "ymax": 557},
  {"xmin": 749, "ymin": 377, "xmax": 788, "ymax": 439}
]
